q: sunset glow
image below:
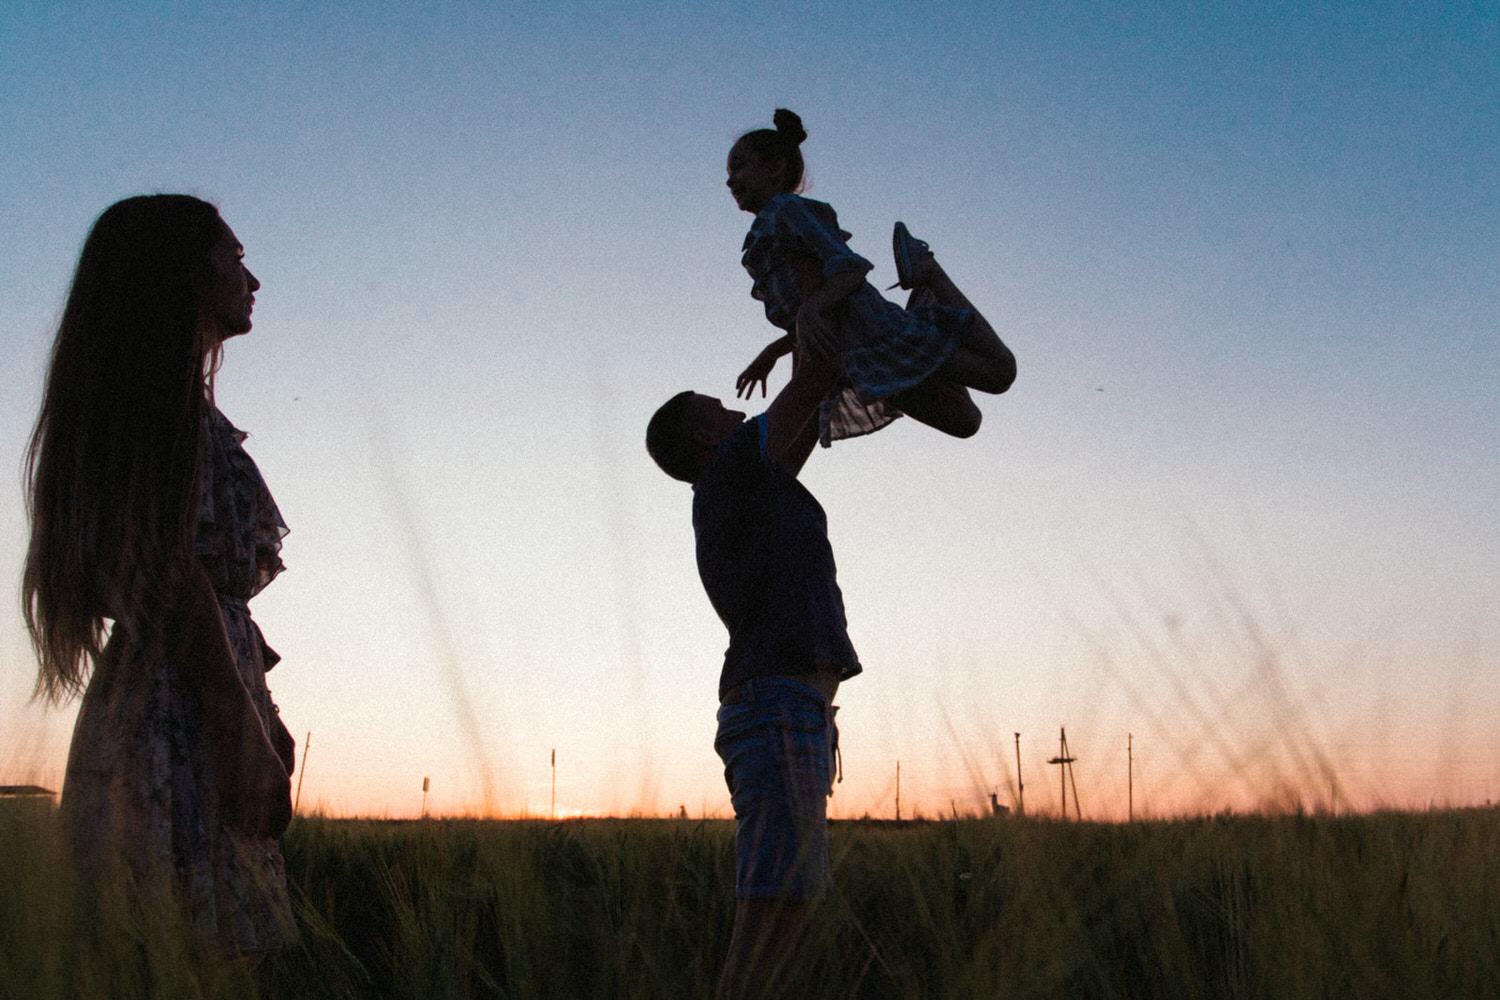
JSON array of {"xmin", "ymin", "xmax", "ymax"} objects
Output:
[{"xmin": 1, "ymin": 3, "xmax": 1496, "ymax": 822}]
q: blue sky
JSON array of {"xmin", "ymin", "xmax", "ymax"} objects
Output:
[{"xmin": 1, "ymin": 2, "xmax": 1496, "ymax": 817}]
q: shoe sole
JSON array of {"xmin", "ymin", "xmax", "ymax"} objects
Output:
[{"xmin": 890, "ymin": 222, "xmax": 929, "ymax": 291}]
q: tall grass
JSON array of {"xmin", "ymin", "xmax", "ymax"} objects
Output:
[{"xmin": 4, "ymin": 804, "xmax": 1497, "ymax": 998}]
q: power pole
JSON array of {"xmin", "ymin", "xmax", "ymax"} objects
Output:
[
  {"xmin": 293, "ymin": 730, "xmax": 311, "ymax": 815},
  {"xmin": 1066, "ymin": 730, "xmax": 1082, "ymax": 820},
  {"xmin": 1048, "ymin": 727, "xmax": 1081, "ymax": 820},
  {"xmin": 1127, "ymin": 733, "xmax": 1134, "ymax": 822},
  {"xmin": 421, "ymin": 776, "xmax": 430, "ymax": 818},
  {"xmin": 895, "ymin": 760, "xmax": 901, "ymax": 821},
  {"xmin": 550, "ymin": 748, "xmax": 556, "ymax": 820},
  {"xmin": 1014, "ymin": 732, "xmax": 1024, "ymax": 816}
]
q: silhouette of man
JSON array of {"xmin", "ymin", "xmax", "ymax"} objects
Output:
[{"xmin": 647, "ymin": 333, "xmax": 859, "ymax": 999}]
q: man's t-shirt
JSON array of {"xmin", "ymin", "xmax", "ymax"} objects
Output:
[{"xmin": 692, "ymin": 415, "xmax": 862, "ymax": 700}]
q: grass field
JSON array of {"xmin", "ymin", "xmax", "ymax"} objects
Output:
[{"xmin": 3, "ymin": 806, "xmax": 1497, "ymax": 999}]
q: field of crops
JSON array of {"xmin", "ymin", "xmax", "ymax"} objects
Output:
[{"xmin": 3, "ymin": 806, "xmax": 1497, "ymax": 999}]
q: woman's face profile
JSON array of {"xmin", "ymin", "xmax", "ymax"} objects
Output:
[{"xmin": 203, "ymin": 220, "xmax": 260, "ymax": 339}]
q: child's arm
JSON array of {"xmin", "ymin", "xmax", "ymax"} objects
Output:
[
  {"xmin": 777, "ymin": 197, "xmax": 873, "ymax": 286},
  {"xmin": 795, "ymin": 269, "xmax": 866, "ymax": 358},
  {"xmin": 777, "ymin": 200, "xmax": 872, "ymax": 345},
  {"xmin": 736, "ymin": 334, "xmax": 794, "ymax": 399}
]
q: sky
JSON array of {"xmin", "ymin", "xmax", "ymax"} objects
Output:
[{"xmin": 1, "ymin": 2, "xmax": 1496, "ymax": 820}]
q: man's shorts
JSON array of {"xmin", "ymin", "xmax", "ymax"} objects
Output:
[{"xmin": 714, "ymin": 676, "xmax": 839, "ymax": 900}]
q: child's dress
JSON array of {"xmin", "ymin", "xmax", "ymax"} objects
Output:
[
  {"xmin": 741, "ymin": 193, "xmax": 972, "ymax": 445},
  {"xmin": 61, "ymin": 406, "xmax": 296, "ymax": 954}
]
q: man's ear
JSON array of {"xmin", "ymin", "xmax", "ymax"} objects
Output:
[{"xmin": 691, "ymin": 427, "xmax": 716, "ymax": 449}]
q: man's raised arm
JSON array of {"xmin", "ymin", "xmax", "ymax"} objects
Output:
[{"xmin": 763, "ymin": 331, "xmax": 840, "ymax": 479}]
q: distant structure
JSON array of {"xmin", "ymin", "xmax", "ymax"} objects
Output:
[
  {"xmin": 0, "ymin": 785, "xmax": 55, "ymax": 800},
  {"xmin": 1014, "ymin": 732, "xmax": 1025, "ymax": 816},
  {"xmin": 0, "ymin": 786, "xmax": 56, "ymax": 818},
  {"xmin": 1047, "ymin": 727, "xmax": 1082, "ymax": 820},
  {"xmin": 988, "ymin": 791, "xmax": 1010, "ymax": 817},
  {"xmin": 294, "ymin": 730, "xmax": 311, "ymax": 814}
]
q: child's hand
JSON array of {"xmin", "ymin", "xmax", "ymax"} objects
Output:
[{"xmin": 737, "ymin": 348, "xmax": 778, "ymax": 399}]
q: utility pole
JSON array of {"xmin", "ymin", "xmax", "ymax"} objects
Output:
[
  {"xmin": 1014, "ymin": 732, "xmax": 1024, "ymax": 815},
  {"xmin": 1048, "ymin": 727, "xmax": 1081, "ymax": 820},
  {"xmin": 895, "ymin": 760, "xmax": 901, "ymax": 821},
  {"xmin": 293, "ymin": 730, "xmax": 311, "ymax": 815},
  {"xmin": 1067, "ymin": 730, "xmax": 1081, "ymax": 820},
  {"xmin": 421, "ymin": 776, "xmax": 430, "ymax": 819},
  {"xmin": 1127, "ymin": 733, "xmax": 1134, "ymax": 822},
  {"xmin": 550, "ymin": 748, "xmax": 557, "ymax": 820}
]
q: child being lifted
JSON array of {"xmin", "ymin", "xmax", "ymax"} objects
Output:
[{"xmin": 728, "ymin": 108, "xmax": 1016, "ymax": 446}]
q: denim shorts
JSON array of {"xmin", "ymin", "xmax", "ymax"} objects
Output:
[{"xmin": 714, "ymin": 676, "xmax": 839, "ymax": 900}]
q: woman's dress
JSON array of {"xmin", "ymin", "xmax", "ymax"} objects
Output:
[{"xmin": 61, "ymin": 406, "xmax": 295, "ymax": 954}]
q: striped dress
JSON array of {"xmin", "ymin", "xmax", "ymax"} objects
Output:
[{"xmin": 741, "ymin": 193, "xmax": 971, "ymax": 445}]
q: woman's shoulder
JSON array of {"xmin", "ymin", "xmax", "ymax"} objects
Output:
[{"xmin": 205, "ymin": 405, "xmax": 248, "ymax": 446}]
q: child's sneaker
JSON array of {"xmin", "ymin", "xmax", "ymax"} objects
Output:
[{"xmin": 888, "ymin": 221, "xmax": 933, "ymax": 290}]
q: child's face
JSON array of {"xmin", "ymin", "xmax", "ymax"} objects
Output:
[{"xmin": 726, "ymin": 140, "xmax": 784, "ymax": 214}]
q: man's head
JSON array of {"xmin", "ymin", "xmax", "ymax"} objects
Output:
[{"xmin": 646, "ymin": 391, "xmax": 747, "ymax": 483}]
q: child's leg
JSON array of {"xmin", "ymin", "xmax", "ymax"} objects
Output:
[
  {"xmin": 907, "ymin": 260, "xmax": 1016, "ymax": 395},
  {"xmin": 888, "ymin": 376, "xmax": 982, "ymax": 439}
]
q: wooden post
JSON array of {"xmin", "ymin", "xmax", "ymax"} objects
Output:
[
  {"xmin": 293, "ymin": 730, "xmax": 311, "ymax": 815},
  {"xmin": 1048, "ymin": 727, "xmax": 1079, "ymax": 820},
  {"xmin": 1015, "ymin": 732, "xmax": 1024, "ymax": 815},
  {"xmin": 1058, "ymin": 728, "xmax": 1067, "ymax": 817},
  {"xmin": 1065, "ymin": 729, "xmax": 1081, "ymax": 820},
  {"xmin": 895, "ymin": 760, "xmax": 901, "ymax": 822},
  {"xmin": 1127, "ymin": 733, "xmax": 1134, "ymax": 822}
]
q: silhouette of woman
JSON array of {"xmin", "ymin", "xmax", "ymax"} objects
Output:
[
  {"xmin": 729, "ymin": 108, "xmax": 1017, "ymax": 446},
  {"xmin": 23, "ymin": 195, "xmax": 297, "ymax": 954}
]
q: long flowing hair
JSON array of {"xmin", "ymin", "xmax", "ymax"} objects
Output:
[{"xmin": 23, "ymin": 194, "xmax": 226, "ymax": 703}]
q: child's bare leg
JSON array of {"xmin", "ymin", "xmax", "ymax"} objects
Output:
[
  {"xmin": 888, "ymin": 376, "xmax": 981, "ymax": 439},
  {"xmin": 907, "ymin": 260, "xmax": 1016, "ymax": 395}
]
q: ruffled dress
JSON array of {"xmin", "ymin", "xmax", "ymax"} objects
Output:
[
  {"xmin": 61, "ymin": 406, "xmax": 295, "ymax": 954},
  {"xmin": 741, "ymin": 193, "xmax": 972, "ymax": 444}
]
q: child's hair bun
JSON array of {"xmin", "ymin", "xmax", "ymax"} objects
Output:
[{"xmin": 772, "ymin": 108, "xmax": 807, "ymax": 146}]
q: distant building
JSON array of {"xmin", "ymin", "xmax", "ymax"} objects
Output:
[
  {"xmin": 989, "ymin": 792, "xmax": 1010, "ymax": 817},
  {"xmin": 0, "ymin": 785, "xmax": 57, "ymax": 817},
  {"xmin": 0, "ymin": 785, "xmax": 56, "ymax": 799}
]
